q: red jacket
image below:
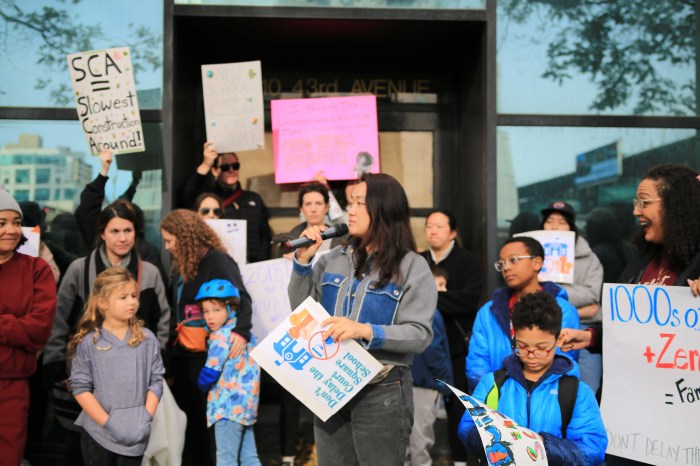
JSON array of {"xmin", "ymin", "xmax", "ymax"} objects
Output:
[{"xmin": 0, "ymin": 252, "xmax": 56, "ymax": 379}]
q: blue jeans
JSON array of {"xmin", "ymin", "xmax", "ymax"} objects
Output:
[
  {"xmin": 314, "ymin": 366, "xmax": 414, "ymax": 466},
  {"xmin": 214, "ymin": 419, "xmax": 261, "ymax": 466},
  {"xmin": 578, "ymin": 323, "xmax": 602, "ymax": 394}
]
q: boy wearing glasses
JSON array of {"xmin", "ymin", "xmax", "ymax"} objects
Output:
[
  {"xmin": 179, "ymin": 141, "xmax": 272, "ymax": 263},
  {"xmin": 466, "ymin": 237, "xmax": 580, "ymax": 392},
  {"xmin": 458, "ymin": 292, "xmax": 607, "ymax": 465}
]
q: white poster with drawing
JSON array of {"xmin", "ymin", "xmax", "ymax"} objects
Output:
[
  {"xmin": 601, "ymin": 283, "xmax": 700, "ymax": 465},
  {"xmin": 67, "ymin": 47, "xmax": 144, "ymax": 155},
  {"xmin": 515, "ymin": 230, "xmax": 575, "ymax": 284},
  {"xmin": 205, "ymin": 219, "xmax": 247, "ymax": 266},
  {"xmin": 241, "ymin": 258, "xmax": 294, "ymax": 342},
  {"xmin": 443, "ymin": 382, "xmax": 548, "ymax": 465},
  {"xmin": 250, "ymin": 297, "xmax": 383, "ymax": 421},
  {"xmin": 201, "ymin": 61, "xmax": 264, "ymax": 153}
]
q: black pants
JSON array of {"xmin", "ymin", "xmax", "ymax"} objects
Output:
[
  {"xmin": 170, "ymin": 353, "xmax": 215, "ymax": 466},
  {"xmin": 81, "ymin": 431, "xmax": 142, "ymax": 466},
  {"xmin": 447, "ymin": 354, "xmax": 468, "ymax": 462}
]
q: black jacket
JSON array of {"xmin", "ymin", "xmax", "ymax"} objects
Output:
[
  {"xmin": 179, "ymin": 173, "xmax": 272, "ymax": 263},
  {"xmin": 420, "ymin": 246, "xmax": 483, "ymax": 358}
]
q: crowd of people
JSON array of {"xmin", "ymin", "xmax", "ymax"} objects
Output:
[{"xmin": 1, "ymin": 139, "xmax": 699, "ymax": 466}]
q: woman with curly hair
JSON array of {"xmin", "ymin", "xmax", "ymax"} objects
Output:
[
  {"xmin": 561, "ymin": 164, "xmax": 700, "ymax": 354},
  {"xmin": 619, "ymin": 163, "xmax": 700, "ymax": 291},
  {"xmin": 160, "ymin": 209, "xmax": 252, "ymax": 465}
]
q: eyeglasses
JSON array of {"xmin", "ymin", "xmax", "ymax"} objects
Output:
[
  {"xmin": 199, "ymin": 208, "xmax": 221, "ymax": 216},
  {"xmin": 632, "ymin": 198, "xmax": 661, "ymax": 210},
  {"xmin": 219, "ymin": 162, "xmax": 240, "ymax": 172},
  {"xmin": 514, "ymin": 342, "xmax": 556, "ymax": 359},
  {"xmin": 494, "ymin": 255, "xmax": 536, "ymax": 272}
]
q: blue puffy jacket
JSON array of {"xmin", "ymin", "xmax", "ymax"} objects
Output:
[
  {"xmin": 411, "ymin": 310, "xmax": 453, "ymax": 395},
  {"xmin": 459, "ymin": 354, "xmax": 607, "ymax": 466},
  {"xmin": 466, "ymin": 282, "xmax": 580, "ymax": 392}
]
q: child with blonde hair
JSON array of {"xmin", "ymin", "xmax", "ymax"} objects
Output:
[
  {"xmin": 68, "ymin": 267, "xmax": 164, "ymax": 465},
  {"xmin": 196, "ymin": 279, "xmax": 261, "ymax": 466}
]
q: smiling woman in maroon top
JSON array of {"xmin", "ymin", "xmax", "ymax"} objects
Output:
[{"xmin": 0, "ymin": 189, "xmax": 56, "ymax": 466}]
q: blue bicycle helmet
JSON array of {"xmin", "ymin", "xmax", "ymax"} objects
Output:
[{"xmin": 195, "ymin": 279, "xmax": 240, "ymax": 302}]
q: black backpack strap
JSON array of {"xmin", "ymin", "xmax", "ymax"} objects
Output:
[
  {"xmin": 558, "ymin": 375, "xmax": 579, "ymax": 439},
  {"xmin": 485, "ymin": 368, "xmax": 508, "ymax": 409}
]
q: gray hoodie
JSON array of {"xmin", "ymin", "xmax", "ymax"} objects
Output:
[{"xmin": 70, "ymin": 328, "xmax": 164, "ymax": 456}]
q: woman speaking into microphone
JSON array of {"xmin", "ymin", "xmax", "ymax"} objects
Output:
[{"xmin": 288, "ymin": 173, "xmax": 436, "ymax": 466}]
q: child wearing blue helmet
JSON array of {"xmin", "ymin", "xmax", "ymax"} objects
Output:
[{"xmin": 196, "ymin": 279, "xmax": 261, "ymax": 466}]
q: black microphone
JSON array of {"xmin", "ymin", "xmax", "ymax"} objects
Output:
[{"xmin": 281, "ymin": 224, "xmax": 349, "ymax": 253}]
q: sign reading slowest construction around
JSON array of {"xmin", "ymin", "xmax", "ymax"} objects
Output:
[{"xmin": 67, "ymin": 47, "xmax": 145, "ymax": 155}]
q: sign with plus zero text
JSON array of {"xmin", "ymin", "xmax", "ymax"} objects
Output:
[
  {"xmin": 601, "ymin": 284, "xmax": 700, "ymax": 465},
  {"xmin": 271, "ymin": 95, "xmax": 380, "ymax": 184},
  {"xmin": 250, "ymin": 297, "xmax": 382, "ymax": 421},
  {"xmin": 67, "ymin": 47, "xmax": 144, "ymax": 155}
]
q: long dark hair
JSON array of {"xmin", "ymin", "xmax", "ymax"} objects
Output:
[
  {"xmin": 639, "ymin": 163, "xmax": 700, "ymax": 270},
  {"xmin": 94, "ymin": 200, "xmax": 139, "ymax": 249},
  {"xmin": 353, "ymin": 173, "xmax": 415, "ymax": 287}
]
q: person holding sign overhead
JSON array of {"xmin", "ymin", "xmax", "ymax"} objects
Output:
[
  {"xmin": 179, "ymin": 142, "xmax": 272, "ymax": 263},
  {"xmin": 288, "ymin": 173, "xmax": 436, "ymax": 466}
]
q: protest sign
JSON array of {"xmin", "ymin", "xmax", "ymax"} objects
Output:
[
  {"xmin": 443, "ymin": 382, "xmax": 548, "ymax": 465},
  {"xmin": 514, "ymin": 230, "xmax": 575, "ymax": 284},
  {"xmin": 67, "ymin": 47, "xmax": 144, "ymax": 155},
  {"xmin": 601, "ymin": 284, "xmax": 700, "ymax": 465},
  {"xmin": 201, "ymin": 61, "xmax": 265, "ymax": 153},
  {"xmin": 241, "ymin": 258, "xmax": 294, "ymax": 342},
  {"xmin": 271, "ymin": 95, "xmax": 380, "ymax": 183},
  {"xmin": 250, "ymin": 297, "xmax": 383, "ymax": 421},
  {"xmin": 205, "ymin": 219, "xmax": 247, "ymax": 266},
  {"xmin": 17, "ymin": 226, "xmax": 40, "ymax": 257}
]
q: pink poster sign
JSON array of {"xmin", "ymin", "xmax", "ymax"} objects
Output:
[{"xmin": 271, "ymin": 95, "xmax": 380, "ymax": 184}]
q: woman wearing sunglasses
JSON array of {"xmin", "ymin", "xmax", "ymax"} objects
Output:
[
  {"xmin": 179, "ymin": 141, "xmax": 272, "ymax": 263},
  {"xmin": 194, "ymin": 192, "xmax": 223, "ymax": 220}
]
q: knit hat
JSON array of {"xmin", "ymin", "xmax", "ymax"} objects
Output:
[
  {"xmin": 0, "ymin": 189, "xmax": 22, "ymax": 220},
  {"xmin": 541, "ymin": 200, "xmax": 576, "ymax": 233}
]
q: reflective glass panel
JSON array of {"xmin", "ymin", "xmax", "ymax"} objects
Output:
[
  {"xmin": 0, "ymin": 0, "xmax": 163, "ymax": 108},
  {"xmin": 497, "ymin": 126, "xmax": 698, "ymax": 244},
  {"xmin": 0, "ymin": 120, "xmax": 163, "ymax": 255},
  {"xmin": 176, "ymin": 0, "xmax": 484, "ymax": 8},
  {"xmin": 497, "ymin": 0, "xmax": 696, "ymax": 116}
]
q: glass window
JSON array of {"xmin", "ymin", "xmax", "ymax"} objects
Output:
[
  {"xmin": 36, "ymin": 168, "xmax": 51, "ymax": 184},
  {"xmin": 497, "ymin": 126, "xmax": 698, "ymax": 243},
  {"xmin": 14, "ymin": 189, "xmax": 29, "ymax": 201},
  {"xmin": 175, "ymin": 0, "xmax": 484, "ymax": 8},
  {"xmin": 35, "ymin": 188, "xmax": 50, "ymax": 201},
  {"xmin": 0, "ymin": 119, "xmax": 163, "ymax": 256},
  {"xmin": 497, "ymin": 0, "xmax": 695, "ymax": 116},
  {"xmin": 15, "ymin": 169, "xmax": 29, "ymax": 184},
  {"xmin": 0, "ymin": 0, "xmax": 163, "ymax": 109}
]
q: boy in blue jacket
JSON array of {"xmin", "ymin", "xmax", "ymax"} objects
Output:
[
  {"xmin": 467, "ymin": 236, "xmax": 580, "ymax": 392},
  {"xmin": 406, "ymin": 266, "xmax": 454, "ymax": 466},
  {"xmin": 459, "ymin": 292, "xmax": 606, "ymax": 466}
]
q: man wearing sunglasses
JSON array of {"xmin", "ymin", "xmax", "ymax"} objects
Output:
[
  {"xmin": 466, "ymin": 236, "xmax": 580, "ymax": 392},
  {"xmin": 179, "ymin": 141, "xmax": 272, "ymax": 263}
]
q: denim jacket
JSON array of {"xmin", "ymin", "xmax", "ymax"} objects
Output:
[{"xmin": 288, "ymin": 246, "xmax": 436, "ymax": 366}]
